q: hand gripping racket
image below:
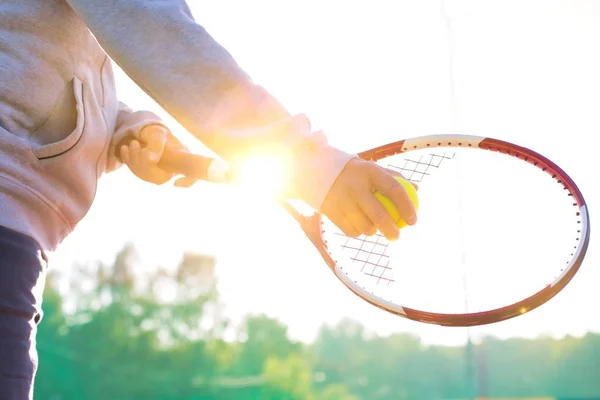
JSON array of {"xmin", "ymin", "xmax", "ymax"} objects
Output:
[{"xmin": 118, "ymin": 134, "xmax": 590, "ymax": 327}]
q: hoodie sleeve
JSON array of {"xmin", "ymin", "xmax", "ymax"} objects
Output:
[
  {"xmin": 105, "ymin": 101, "xmax": 167, "ymax": 173},
  {"xmin": 66, "ymin": 0, "xmax": 355, "ymax": 210}
]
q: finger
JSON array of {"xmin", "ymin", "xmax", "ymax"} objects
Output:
[
  {"xmin": 129, "ymin": 140, "xmax": 142, "ymax": 167},
  {"xmin": 346, "ymin": 207, "xmax": 377, "ymax": 237},
  {"xmin": 147, "ymin": 169, "xmax": 174, "ymax": 185},
  {"xmin": 364, "ymin": 223, "xmax": 377, "ymax": 237},
  {"xmin": 357, "ymin": 192, "xmax": 400, "ymax": 241},
  {"xmin": 371, "ymin": 168, "xmax": 417, "ymax": 226},
  {"xmin": 139, "ymin": 125, "xmax": 168, "ymax": 161},
  {"xmin": 325, "ymin": 206, "xmax": 362, "ymax": 238},
  {"xmin": 120, "ymin": 145, "xmax": 130, "ymax": 164},
  {"xmin": 384, "ymin": 168, "xmax": 419, "ymax": 191},
  {"xmin": 174, "ymin": 176, "xmax": 198, "ymax": 188},
  {"xmin": 141, "ymin": 147, "xmax": 160, "ymax": 164},
  {"xmin": 338, "ymin": 218, "xmax": 361, "ymax": 238}
]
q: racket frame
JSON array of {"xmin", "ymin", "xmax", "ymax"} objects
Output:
[{"xmin": 286, "ymin": 134, "xmax": 590, "ymax": 327}]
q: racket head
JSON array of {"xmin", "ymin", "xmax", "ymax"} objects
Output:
[{"xmin": 293, "ymin": 134, "xmax": 590, "ymax": 327}]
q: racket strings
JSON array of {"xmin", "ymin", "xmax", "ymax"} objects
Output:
[
  {"xmin": 336, "ymin": 232, "xmax": 394, "ymax": 285},
  {"xmin": 329, "ymin": 151, "xmax": 456, "ymax": 288},
  {"xmin": 386, "ymin": 152, "xmax": 455, "ymax": 183}
]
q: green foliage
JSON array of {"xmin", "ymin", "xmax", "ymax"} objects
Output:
[
  {"xmin": 262, "ymin": 353, "xmax": 315, "ymax": 400},
  {"xmin": 319, "ymin": 384, "xmax": 361, "ymax": 400},
  {"xmin": 34, "ymin": 244, "xmax": 600, "ymax": 399},
  {"xmin": 233, "ymin": 314, "xmax": 302, "ymax": 376}
]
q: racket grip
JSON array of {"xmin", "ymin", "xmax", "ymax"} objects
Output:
[{"xmin": 115, "ymin": 137, "xmax": 231, "ymax": 183}]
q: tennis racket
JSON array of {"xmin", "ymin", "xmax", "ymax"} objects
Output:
[{"xmin": 118, "ymin": 134, "xmax": 590, "ymax": 327}]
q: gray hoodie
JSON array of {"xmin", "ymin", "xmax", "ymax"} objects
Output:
[{"xmin": 0, "ymin": 0, "xmax": 354, "ymax": 254}]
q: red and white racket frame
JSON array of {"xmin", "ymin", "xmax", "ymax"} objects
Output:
[{"xmin": 283, "ymin": 134, "xmax": 590, "ymax": 327}]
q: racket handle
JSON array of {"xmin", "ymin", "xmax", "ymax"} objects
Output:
[{"xmin": 115, "ymin": 137, "xmax": 231, "ymax": 183}]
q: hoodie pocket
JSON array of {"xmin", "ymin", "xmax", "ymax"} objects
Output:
[
  {"xmin": 29, "ymin": 75, "xmax": 110, "ymax": 226},
  {"xmin": 32, "ymin": 78, "xmax": 86, "ymax": 160}
]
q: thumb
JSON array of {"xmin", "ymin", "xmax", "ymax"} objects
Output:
[{"xmin": 139, "ymin": 125, "xmax": 168, "ymax": 162}]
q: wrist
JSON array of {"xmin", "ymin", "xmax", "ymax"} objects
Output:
[{"xmin": 289, "ymin": 142, "xmax": 357, "ymax": 211}]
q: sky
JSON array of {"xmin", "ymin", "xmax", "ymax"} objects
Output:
[{"xmin": 51, "ymin": 0, "xmax": 599, "ymax": 346}]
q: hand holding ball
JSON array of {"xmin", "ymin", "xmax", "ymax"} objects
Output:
[{"xmin": 374, "ymin": 176, "xmax": 419, "ymax": 229}]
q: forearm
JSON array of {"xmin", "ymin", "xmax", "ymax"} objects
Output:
[{"xmin": 67, "ymin": 0, "xmax": 355, "ymax": 209}]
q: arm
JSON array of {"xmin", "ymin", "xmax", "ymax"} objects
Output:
[{"xmin": 66, "ymin": 0, "xmax": 354, "ymax": 210}]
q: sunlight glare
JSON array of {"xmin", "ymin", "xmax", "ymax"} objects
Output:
[{"xmin": 231, "ymin": 148, "xmax": 291, "ymax": 200}]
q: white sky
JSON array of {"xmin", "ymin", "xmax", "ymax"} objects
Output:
[{"xmin": 51, "ymin": 0, "xmax": 599, "ymax": 346}]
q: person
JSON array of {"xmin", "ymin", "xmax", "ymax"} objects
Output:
[{"xmin": 0, "ymin": 1, "xmax": 418, "ymax": 398}]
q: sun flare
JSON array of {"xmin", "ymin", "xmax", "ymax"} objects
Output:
[{"xmin": 230, "ymin": 148, "xmax": 291, "ymax": 201}]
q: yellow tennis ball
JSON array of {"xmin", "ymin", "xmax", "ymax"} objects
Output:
[{"xmin": 374, "ymin": 176, "xmax": 419, "ymax": 228}]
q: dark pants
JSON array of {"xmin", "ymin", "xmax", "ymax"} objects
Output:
[{"xmin": 0, "ymin": 226, "xmax": 47, "ymax": 400}]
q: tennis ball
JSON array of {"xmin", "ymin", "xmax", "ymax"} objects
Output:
[{"xmin": 374, "ymin": 176, "xmax": 419, "ymax": 228}]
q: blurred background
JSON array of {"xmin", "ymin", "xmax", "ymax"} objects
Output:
[{"xmin": 35, "ymin": 0, "xmax": 599, "ymax": 399}]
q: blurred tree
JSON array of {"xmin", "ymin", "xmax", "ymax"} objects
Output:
[
  {"xmin": 552, "ymin": 333, "xmax": 600, "ymax": 398},
  {"xmin": 33, "ymin": 244, "xmax": 600, "ymax": 400},
  {"xmin": 319, "ymin": 384, "xmax": 361, "ymax": 400},
  {"xmin": 260, "ymin": 352, "xmax": 315, "ymax": 400},
  {"xmin": 234, "ymin": 314, "xmax": 301, "ymax": 376}
]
